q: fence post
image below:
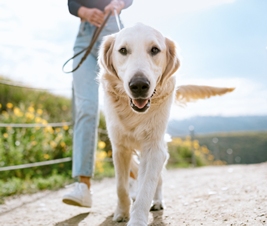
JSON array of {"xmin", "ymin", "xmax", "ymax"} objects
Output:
[
  {"xmin": 212, "ymin": 137, "xmax": 219, "ymax": 161},
  {"xmin": 189, "ymin": 125, "xmax": 196, "ymax": 167},
  {"xmin": 226, "ymin": 148, "xmax": 233, "ymax": 165}
]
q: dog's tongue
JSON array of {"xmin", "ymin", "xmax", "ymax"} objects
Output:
[{"xmin": 133, "ymin": 99, "xmax": 148, "ymax": 109}]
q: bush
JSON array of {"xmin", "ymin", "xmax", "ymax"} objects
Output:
[
  {"xmin": 0, "ymin": 103, "xmax": 73, "ymax": 179},
  {"xmin": 0, "ymin": 77, "xmax": 114, "ymax": 200},
  {"xmin": 0, "ymin": 77, "xmax": 72, "ymax": 122},
  {"xmin": 0, "ymin": 102, "xmax": 114, "ymax": 178},
  {"xmin": 167, "ymin": 137, "xmax": 225, "ymax": 168}
]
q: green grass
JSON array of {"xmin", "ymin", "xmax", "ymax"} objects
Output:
[{"xmin": 0, "ymin": 174, "xmax": 74, "ymax": 204}]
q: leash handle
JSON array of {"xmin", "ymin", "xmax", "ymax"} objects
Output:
[{"xmin": 62, "ymin": 11, "xmax": 112, "ymax": 74}]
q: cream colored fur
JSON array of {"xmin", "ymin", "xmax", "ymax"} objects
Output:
[
  {"xmin": 98, "ymin": 23, "xmax": 234, "ymax": 226},
  {"xmin": 176, "ymin": 85, "xmax": 235, "ymax": 105}
]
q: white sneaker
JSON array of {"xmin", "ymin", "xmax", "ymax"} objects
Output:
[{"xmin": 62, "ymin": 182, "xmax": 92, "ymax": 207}]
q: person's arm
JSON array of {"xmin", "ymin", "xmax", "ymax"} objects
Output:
[
  {"xmin": 78, "ymin": 6, "xmax": 105, "ymax": 27},
  {"xmin": 123, "ymin": 0, "xmax": 133, "ymax": 9},
  {"xmin": 68, "ymin": 0, "xmax": 133, "ymax": 26},
  {"xmin": 68, "ymin": 0, "xmax": 105, "ymax": 27},
  {"xmin": 68, "ymin": 0, "xmax": 82, "ymax": 17}
]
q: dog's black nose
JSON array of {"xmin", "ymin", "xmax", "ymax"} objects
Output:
[{"xmin": 129, "ymin": 73, "xmax": 150, "ymax": 98}]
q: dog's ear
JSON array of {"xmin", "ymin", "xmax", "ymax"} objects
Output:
[
  {"xmin": 98, "ymin": 34, "xmax": 116, "ymax": 76},
  {"xmin": 159, "ymin": 38, "xmax": 180, "ymax": 85}
]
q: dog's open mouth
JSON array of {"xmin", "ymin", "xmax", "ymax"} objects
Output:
[{"xmin": 130, "ymin": 98, "xmax": 151, "ymax": 113}]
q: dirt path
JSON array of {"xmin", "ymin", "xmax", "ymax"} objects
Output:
[{"xmin": 1, "ymin": 163, "xmax": 267, "ymax": 226}]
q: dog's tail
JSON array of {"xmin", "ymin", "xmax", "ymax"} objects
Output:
[{"xmin": 175, "ymin": 85, "xmax": 235, "ymax": 105}]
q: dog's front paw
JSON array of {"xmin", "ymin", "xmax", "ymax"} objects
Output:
[
  {"xmin": 113, "ymin": 209, "xmax": 129, "ymax": 222},
  {"xmin": 127, "ymin": 220, "xmax": 147, "ymax": 226},
  {"xmin": 150, "ymin": 200, "xmax": 165, "ymax": 211}
]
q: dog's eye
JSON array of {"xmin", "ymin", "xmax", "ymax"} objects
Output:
[
  {"xmin": 119, "ymin": 47, "xmax": 127, "ymax": 55},
  {"xmin": 151, "ymin": 47, "xmax": 160, "ymax": 55}
]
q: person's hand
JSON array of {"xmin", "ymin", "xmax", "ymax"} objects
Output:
[
  {"xmin": 78, "ymin": 7, "xmax": 105, "ymax": 27},
  {"xmin": 104, "ymin": 0, "xmax": 125, "ymax": 16}
]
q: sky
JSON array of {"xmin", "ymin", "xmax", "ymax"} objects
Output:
[{"xmin": 0, "ymin": 0, "xmax": 266, "ymax": 120}]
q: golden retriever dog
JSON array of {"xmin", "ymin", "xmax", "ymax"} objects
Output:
[{"xmin": 98, "ymin": 23, "xmax": 234, "ymax": 226}]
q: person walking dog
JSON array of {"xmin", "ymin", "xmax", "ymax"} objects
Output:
[{"xmin": 63, "ymin": 0, "xmax": 133, "ymax": 207}]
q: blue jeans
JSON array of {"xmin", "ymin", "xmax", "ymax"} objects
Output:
[{"xmin": 72, "ymin": 16, "xmax": 123, "ymax": 178}]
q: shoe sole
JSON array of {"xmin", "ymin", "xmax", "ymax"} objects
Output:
[{"xmin": 62, "ymin": 198, "xmax": 91, "ymax": 208}]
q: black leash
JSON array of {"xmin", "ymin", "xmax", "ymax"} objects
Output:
[{"xmin": 62, "ymin": 11, "xmax": 112, "ymax": 73}]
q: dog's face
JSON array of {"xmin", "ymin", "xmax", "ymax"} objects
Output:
[{"xmin": 99, "ymin": 23, "xmax": 180, "ymax": 113}]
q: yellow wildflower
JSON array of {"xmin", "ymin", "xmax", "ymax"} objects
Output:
[
  {"xmin": 35, "ymin": 117, "xmax": 42, "ymax": 123},
  {"xmin": 37, "ymin": 109, "xmax": 43, "ymax": 115},
  {"xmin": 3, "ymin": 133, "xmax": 8, "ymax": 138},
  {"xmin": 27, "ymin": 106, "xmax": 35, "ymax": 113},
  {"xmin": 201, "ymin": 146, "xmax": 209, "ymax": 154},
  {"xmin": 25, "ymin": 112, "xmax": 34, "ymax": 120},
  {"xmin": 13, "ymin": 107, "xmax": 23, "ymax": 117},
  {"xmin": 44, "ymin": 154, "xmax": 50, "ymax": 160},
  {"xmin": 97, "ymin": 150, "xmax": 107, "ymax": 160},
  {"xmin": 41, "ymin": 119, "xmax": 48, "ymax": 125},
  {"xmin": 63, "ymin": 125, "xmax": 69, "ymax": 130},
  {"xmin": 107, "ymin": 150, "xmax": 112, "ymax": 157},
  {"xmin": 193, "ymin": 140, "xmax": 200, "ymax": 149},
  {"xmin": 172, "ymin": 138, "xmax": 182, "ymax": 145},
  {"xmin": 98, "ymin": 141, "xmax": 106, "ymax": 149},
  {"xmin": 6, "ymin": 103, "xmax": 13, "ymax": 109},
  {"xmin": 60, "ymin": 141, "xmax": 66, "ymax": 148},
  {"xmin": 183, "ymin": 139, "xmax": 191, "ymax": 148},
  {"xmin": 208, "ymin": 155, "xmax": 214, "ymax": 161},
  {"xmin": 50, "ymin": 140, "xmax": 57, "ymax": 148},
  {"xmin": 95, "ymin": 161, "xmax": 104, "ymax": 173},
  {"xmin": 56, "ymin": 133, "xmax": 63, "ymax": 140},
  {"xmin": 95, "ymin": 151, "xmax": 107, "ymax": 173},
  {"xmin": 45, "ymin": 126, "xmax": 54, "ymax": 134},
  {"xmin": 194, "ymin": 150, "xmax": 201, "ymax": 156}
]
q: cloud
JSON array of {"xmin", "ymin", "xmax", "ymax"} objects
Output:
[
  {"xmin": 2, "ymin": 0, "xmax": 266, "ymax": 120},
  {"xmin": 121, "ymin": 0, "xmax": 236, "ymax": 27},
  {"xmin": 0, "ymin": 0, "xmax": 77, "ymax": 97},
  {"xmin": 169, "ymin": 77, "xmax": 267, "ymax": 120}
]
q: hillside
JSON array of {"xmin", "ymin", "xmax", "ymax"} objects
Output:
[{"xmin": 167, "ymin": 115, "xmax": 267, "ymax": 136}]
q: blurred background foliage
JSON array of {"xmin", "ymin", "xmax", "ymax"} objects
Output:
[
  {"xmin": 0, "ymin": 77, "xmax": 114, "ymax": 200},
  {"xmin": 0, "ymin": 76, "xmax": 266, "ymax": 202}
]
